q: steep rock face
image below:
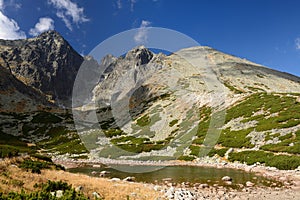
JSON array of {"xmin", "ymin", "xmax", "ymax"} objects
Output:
[
  {"xmin": 0, "ymin": 30, "xmax": 83, "ymax": 106},
  {"xmin": 92, "ymin": 46, "xmax": 164, "ymax": 106},
  {"xmin": 0, "ymin": 66, "xmax": 53, "ymax": 112}
]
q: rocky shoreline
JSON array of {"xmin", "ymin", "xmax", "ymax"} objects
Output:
[
  {"xmin": 53, "ymin": 156, "xmax": 300, "ymax": 189},
  {"xmin": 52, "ymin": 156, "xmax": 300, "ymax": 199}
]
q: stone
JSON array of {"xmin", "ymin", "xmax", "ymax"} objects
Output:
[
  {"xmin": 130, "ymin": 192, "xmax": 137, "ymax": 197},
  {"xmin": 225, "ymin": 148, "xmax": 234, "ymax": 159},
  {"xmin": 75, "ymin": 186, "xmax": 83, "ymax": 192},
  {"xmin": 100, "ymin": 170, "xmax": 110, "ymax": 177},
  {"xmin": 55, "ymin": 190, "xmax": 63, "ymax": 198},
  {"xmin": 222, "ymin": 176, "xmax": 232, "ymax": 181},
  {"xmin": 162, "ymin": 178, "xmax": 173, "ymax": 182},
  {"xmin": 246, "ymin": 181, "xmax": 255, "ymax": 187},
  {"xmin": 200, "ymin": 183, "xmax": 209, "ymax": 188},
  {"xmin": 279, "ymin": 176, "xmax": 287, "ymax": 182},
  {"xmin": 224, "ymin": 181, "xmax": 232, "ymax": 185},
  {"xmin": 92, "ymin": 192, "xmax": 101, "ymax": 199},
  {"xmin": 110, "ymin": 178, "xmax": 121, "ymax": 181},
  {"xmin": 123, "ymin": 176, "xmax": 136, "ymax": 182},
  {"xmin": 153, "ymin": 185, "xmax": 162, "ymax": 191}
]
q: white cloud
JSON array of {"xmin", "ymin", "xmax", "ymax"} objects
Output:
[
  {"xmin": 134, "ymin": 20, "xmax": 151, "ymax": 44},
  {"xmin": 29, "ymin": 17, "xmax": 55, "ymax": 36},
  {"xmin": 296, "ymin": 38, "xmax": 300, "ymax": 50},
  {"xmin": 0, "ymin": 11, "xmax": 26, "ymax": 39},
  {"xmin": 1, "ymin": 0, "xmax": 21, "ymax": 11},
  {"xmin": 49, "ymin": 0, "xmax": 89, "ymax": 31}
]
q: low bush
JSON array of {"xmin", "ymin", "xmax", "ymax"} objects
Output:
[
  {"xmin": 217, "ymin": 128, "xmax": 254, "ymax": 148},
  {"xmin": 136, "ymin": 114, "xmax": 151, "ymax": 126},
  {"xmin": 228, "ymin": 150, "xmax": 300, "ymax": 170},
  {"xmin": 169, "ymin": 119, "xmax": 178, "ymax": 127},
  {"xmin": 178, "ymin": 155, "xmax": 195, "ymax": 161},
  {"xmin": 207, "ymin": 148, "xmax": 229, "ymax": 157},
  {"xmin": 19, "ymin": 159, "xmax": 50, "ymax": 174},
  {"xmin": 0, "ymin": 146, "xmax": 19, "ymax": 158}
]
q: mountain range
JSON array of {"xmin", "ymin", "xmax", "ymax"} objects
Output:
[{"xmin": 1, "ymin": 31, "xmax": 300, "ymax": 169}]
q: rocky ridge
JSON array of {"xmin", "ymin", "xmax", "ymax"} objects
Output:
[{"xmin": 0, "ymin": 30, "xmax": 84, "ymax": 108}]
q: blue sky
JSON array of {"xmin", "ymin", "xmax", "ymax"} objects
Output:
[{"xmin": 1, "ymin": 0, "xmax": 300, "ymax": 76}]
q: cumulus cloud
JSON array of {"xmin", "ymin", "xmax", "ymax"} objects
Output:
[
  {"xmin": 0, "ymin": 11, "xmax": 26, "ymax": 39},
  {"xmin": 134, "ymin": 20, "xmax": 151, "ymax": 44},
  {"xmin": 29, "ymin": 17, "xmax": 55, "ymax": 36},
  {"xmin": 296, "ymin": 38, "xmax": 300, "ymax": 50},
  {"xmin": 49, "ymin": 0, "xmax": 89, "ymax": 31}
]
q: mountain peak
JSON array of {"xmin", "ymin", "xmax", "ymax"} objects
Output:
[
  {"xmin": 36, "ymin": 30, "xmax": 62, "ymax": 39},
  {"xmin": 125, "ymin": 46, "xmax": 154, "ymax": 66},
  {"xmin": 0, "ymin": 30, "xmax": 83, "ymax": 107}
]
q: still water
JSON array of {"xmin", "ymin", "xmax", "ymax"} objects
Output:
[{"xmin": 68, "ymin": 164, "xmax": 281, "ymax": 187}]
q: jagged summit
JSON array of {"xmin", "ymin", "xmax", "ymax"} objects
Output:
[
  {"xmin": 0, "ymin": 30, "xmax": 83, "ymax": 107},
  {"xmin": 125, "ymin": 45, "xmax": 154, "ymax": 66},
  {"xmin": 36, "ymin": 30, "xmax": 61, "ymax": 38}
]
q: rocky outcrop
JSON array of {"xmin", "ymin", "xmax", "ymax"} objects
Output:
[
  {"xmin": 0, "ymin": 30, "xmax": 83, "ymax": 107},
  {"xmin": 0, "ymin": 65, "xmax": 53, "ymax": 112}
]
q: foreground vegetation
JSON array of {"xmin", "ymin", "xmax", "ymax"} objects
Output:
[
  {"xmin": 0, "ymin": 157, "xmax": 160, "ymax": 199},
  {"xmin": 0, "ymin": 180, "xmax": 89, "ymax": 200}
]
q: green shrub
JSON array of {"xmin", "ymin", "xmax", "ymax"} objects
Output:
[
  {"xmin": 178, "ymin": 155, "xmax": 195, "ymax": 161},
  {"xmin": 0, "ymin": 146, "xmax": 19, "ymax": 158},
  {"xmin": 189, "ymin": 145, "xmax": 200, "ymax": 156},
  {"xmin": 169, "ymin": 119, "xmax": 178, "ymax": 127},
  {"xmin": 136, "ymin": 114, "xmax": 151, "ymax": 126},
  {"xmin": 267, "ymin": 155, "xmax": 300, "ymax": 170},
  {"xmin": 218, "ymin": 128, "xmax": 254, "ymax": 148},
  {"xmin": 19, "ymin": 159, "xmax": 50, "ymax": 174},
  {"xmin": 224, "ymin": 82, "xmax": 243, "ymax": 94},
  {"xmin": 31, "ymin": 154, "xmax": 52, "ymax": 162},
  {"xmin": 228, "ymin": 150, "xmax": 273, "ymax": 165},
  {"xmin": 104, "ymin": 129, "xmax": 125, "ymax": 137},
  {"xmin": 208, "ymin": 148, "xmax": 229, "ymax": 157},
  {"xmin": 228, "ymin": 150, "xmax": 300, "ymax": 170}
]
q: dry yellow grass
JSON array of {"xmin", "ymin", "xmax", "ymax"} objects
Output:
[{"xmin": 0, "ymin": 158, "xmax": 164, "ymax": 200}]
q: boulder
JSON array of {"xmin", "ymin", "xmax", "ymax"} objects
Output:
[
  {"xmin": 100, "ymin": 170, "xmax": 110, "ymax": 177},
  {"xmin": 246, "ymin": 181, "xmax": 255, "ymax": 187},
  {"xmin": 123, "ymin": 176, "xmax": 136, "ymax": 182},
  {"xmin": 111, "ymin": 178, "xmax": 121, "ymax": 181},
  {"xmin": 222, "ymin": 176, "xmax": 232, "ymax": 181},
  {"xmin": 199, "ymin": 183, "xmax": 209, "ymax": 188},
  {"xmin": 92, "ymin": 192, "xmax": 101, "ymax": 199},
  {"xmin": 75, "ymin": 185, "xmax": 83, "ymax": 192}
]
